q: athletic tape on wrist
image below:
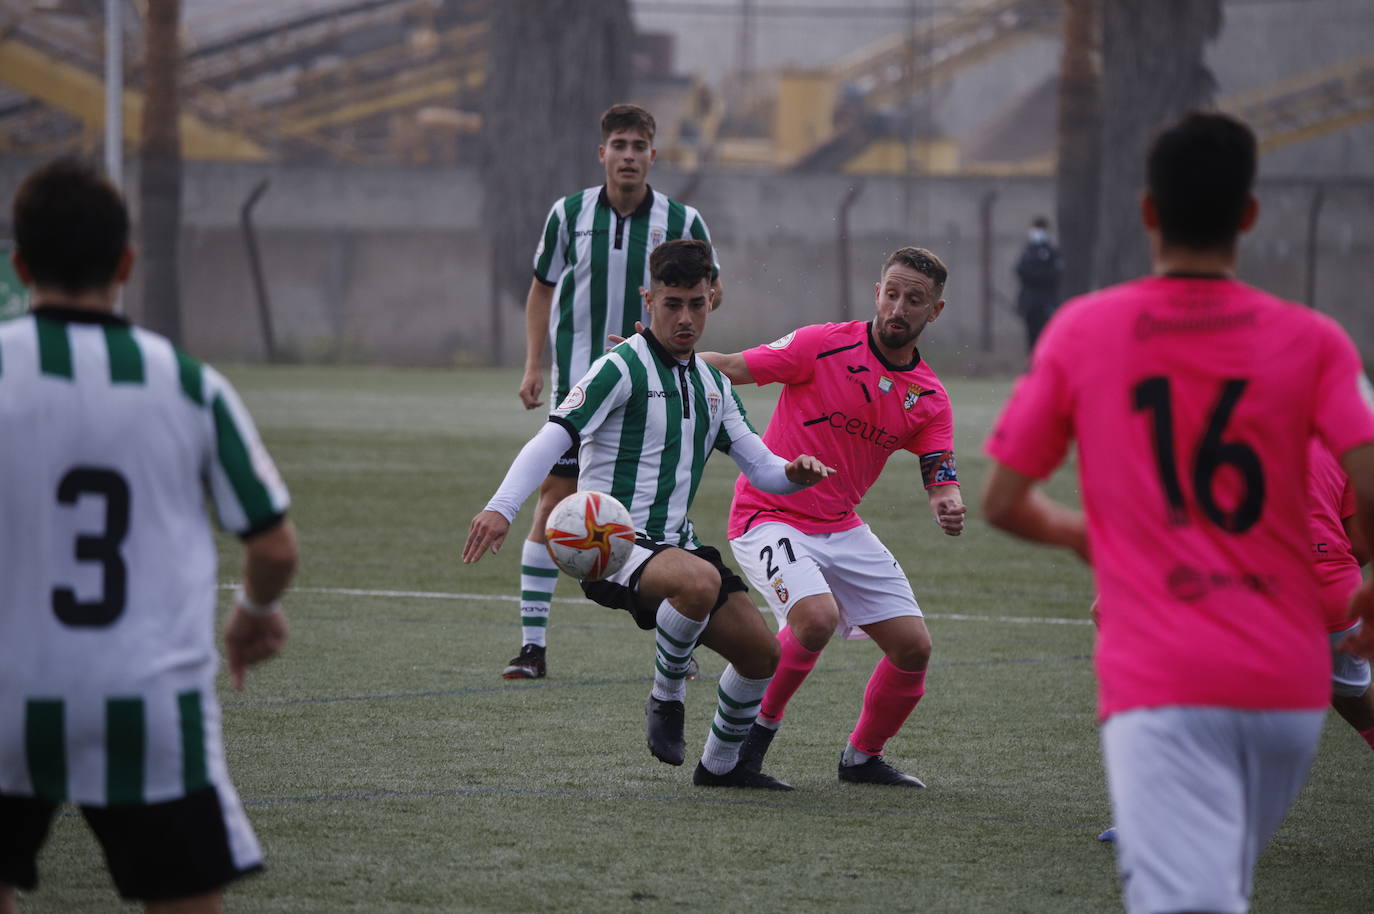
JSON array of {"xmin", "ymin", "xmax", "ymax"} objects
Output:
[{"xmin": 234, "ymin": 585, "xmax": 281, "ymax": 616}]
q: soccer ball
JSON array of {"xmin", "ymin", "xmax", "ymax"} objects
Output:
[{"xmin": 544, "ymin": 490, "xmax": 636, "ymax": 581}]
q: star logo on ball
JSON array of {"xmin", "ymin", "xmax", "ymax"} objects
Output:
[{"xmin": 545, "ymin": 493, "xmax": 635, "ymax": 580}]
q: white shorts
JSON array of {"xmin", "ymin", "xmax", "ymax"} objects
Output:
[
  {"xmin": 1330, "ymin": 620, "xmax": 1372, "ymax": 698},
  {"xmin": 1100, "ymin": 706, "xmax": 1323, "ymax": 914},
  {"xmin": 729, "ymin": 522, "xmax": 921, "ymax": 641}
]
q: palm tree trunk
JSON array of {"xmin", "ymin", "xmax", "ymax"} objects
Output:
[
  {"xmin": 140, "ymin": 0, "xmax": 183, "ymax": 344},
  {"xmin": 1055, "ymin": 0, "xmax": 1101, "ymax": 301},
  {"xmin": 1094, "ymin": 0, "xmax": 1223, "ymax": 286},
  {"xmin": 481, "ymin": 0, "xmax": 634, "ymax": 361}
]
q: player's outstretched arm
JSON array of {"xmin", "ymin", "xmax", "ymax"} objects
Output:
[
  {"xmin": 1338, "ymin": 442, "xmax": 1374, "ymax": 658},
  {"xmin": 520, "ymin": 279, "xmax": 555, "ymax": 409},
  {"xmin": 462, "ymin": 422, "xmax": 575, "ymax": 564},
  {"xmin": 981, "ymin": 461, "xmax": 1088, "ymax": 561},
  {"xmin": 928, "ymin": 484, "xmax": 966, "ymax": 536},
  {"xmin": 225, "ymin": 519, "xmax": 298, "ymax": 691},
  {"xmin": 697, "ymin": 350, "xmax": 754, "ymax": 385}
]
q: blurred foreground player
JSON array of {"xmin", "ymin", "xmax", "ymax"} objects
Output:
[
  {"xmin": 982, "ymin": 113, "xmax": 1374, "ymax": 913},
  {"xmin": 0, "ymin": 158, "xmax": 297, "ymax": 914}
]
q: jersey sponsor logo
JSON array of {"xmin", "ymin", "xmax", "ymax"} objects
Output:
[
  {"xmin": 766, "ymin": 330, "xmax": 796, "ymax": 350},
  {"xmin": 559, "ymin": 385, "xmax": 587, "ymax": 411},
  {"xmin": 846, "ymin": 365, "xmax": 870, "ymax": 374},
  {"xmin": 1166, "ymin": 563, "xmax": 1278, "ymax": 602},
  {"xmin": 706, "ymin": 391, "xmax": 721, "ymax": 418},
  {"xmin": 573, "ymin": 228, "xmax": 610, "ymax": 238},
  {"xmin": 645, "ymin": 389, "xmax": 679, "ymax": 399},
  {"xmin": 801, "ymin": 410, "xmax": 900, "ymax": 450},
  {"xmin": 878, "ymin": 377, "xmax": 894, "ymax": 394},
  {"xmin": 771, "ymin": 574, "xmax": 789, "ymax": 604},
  {"xmin": 903, "ymin": 383, "xmax": 935, "ymax": 411},
  {"xmin": 1133, "ymin": 310, "xmax": 1256, "ymax": 340}
]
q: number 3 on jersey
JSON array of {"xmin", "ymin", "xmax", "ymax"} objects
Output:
[
  {"xmin": 53, "ymin": 467, "xmax": 130, "ymax": 627},
  {"xmin": 1132, "ymin": 376, "xmax": 1264, "ymax": 533}
]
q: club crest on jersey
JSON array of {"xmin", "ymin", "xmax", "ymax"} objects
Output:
[
  {"xmin": 878, "ymin": 377, "xmax": 894, "ymax": 394},
  {"xmin": 650, "ymin": 227, "xmax": 666, "ymax": 250},
  {"xmin": 766, "ymin": 330, "xmax": 796, "ymax": 350},
  {"xmin": 558, "ymin": 385, "xmax": 587, "ymax": 411},
  {"xmin": 771, "ymin": 575, "xmax": 789, "ymax": 604},
  {"xmin": 903, "ymin": 383, "xmax": 933, "ymax": 411},
  {"xmin": 707, "ymin": 391, "xmax": 722, "ymax": 418}
]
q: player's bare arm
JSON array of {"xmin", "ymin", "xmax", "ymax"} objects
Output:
[
  {"xmin": 981, "ymin": 462, "xmax": 1089, "ymax": 561},
  {"xmin": 928, "ymin": 484, "xmax": 966, "ymax": 536},
  {"xmin": 225, "ymin": 519, "xmax": 298, "ymax": 691},
  {"xmin": 784, "ymin": 454, "xmax": 836, "ymax": 486},
  {"xmin": 696, "ymin": 349, "xmax": 754, "ymax": 385},
  {"xmin": 1337, "ymin": 442, "xmax": 1374, "ymax": 657},
  {"xmin": 520, "ymin": 279, "xmax": 556, "ymax": 409}
]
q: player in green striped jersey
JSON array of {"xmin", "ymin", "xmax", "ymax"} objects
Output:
[
  {"xmin": 467, "ymin": 241, "xmax": 832, "ymax": 789},
  {"xmin": 503, "ymin": 104, "xmax": 723, "ymax": 680},
  {"xmin": 0, "ymin": 159, "xmax": 298, "ymax": 914}
]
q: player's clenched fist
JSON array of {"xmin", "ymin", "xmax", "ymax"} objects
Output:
[
  {"xmin": 464, "ymin": 509, "xmax": 511, "ymax": 564},
  {"xmin": 932, "ymin": 495, "xmax": 966, "ymax": 536},
  {"xmin": 785, "ymin": 455, "xmax": 836, "ymax": 487}
]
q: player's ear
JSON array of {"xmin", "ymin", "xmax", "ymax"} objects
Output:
[
  {"xmin": 1237, "ymin": 194, "xmax": 1259, "ymax": 234},
  {"xmin": 928, "ymin": 299, "xmax": 945, "ymax": 323},
  {"xmin": 598, "ymin": 143, "xmax": 608, "ymax": 164},
  {"xmin": 11, "ymin": 249, "xmax": 31, "ymax": 285},
  {"xmin": 1140, "ymin": 191, "xmax": 1159, "ymax": 231},
  {"xmin": 114, "ymin": 246, "xmax": 135, "ymax": 284},
  {"xmin": 648, "ymin": 146, "xmax": 657, "ymax": 165}
]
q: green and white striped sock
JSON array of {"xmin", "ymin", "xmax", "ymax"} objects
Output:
[
  {"xmin": 519, "ymin": 540, "xmax": 559, "ymax": 648},
  {"xmin": 652, "ymin": 601, "xmax": 706, "ymax": 702},
  {"xmin": 701, "ymin": 666, "xmax": 769, "ymax": 774}
]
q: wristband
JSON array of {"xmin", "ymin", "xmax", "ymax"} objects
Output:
[{"xmin": 234, "ymin": 586, "xmax": 281, "ymax": 616}]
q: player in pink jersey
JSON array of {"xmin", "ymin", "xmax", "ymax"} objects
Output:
[
  {"xmin": 699, "ymin": 247, "xmax": 965, "ymax": 787},
  {"xmin": 1308, "ymin": 439, "xmax": 1374, "ymax": 749},
  {"xmin": 981, "ymin": 112, "xmax": 1374, "ymax": 914}
]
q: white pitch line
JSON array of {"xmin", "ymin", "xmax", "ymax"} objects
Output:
[{"xmin": 220, "ymin": 583, "xmax": 1093, "ymax": 626}]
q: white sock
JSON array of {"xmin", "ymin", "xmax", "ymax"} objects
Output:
[
  {"xmin": 518, "ymin": 541, "xmax": 558, "ymax": 648},
  {"xmin": 700, "ymin": 666, "xmax": 770, "ymax": 774},
  {"xmin": 652, "ymin": 601, "xmax": 706, "ymax": 702},
  {"xmin": 841, "ymin": 744, "xmax": 872, "ymax": 767}
]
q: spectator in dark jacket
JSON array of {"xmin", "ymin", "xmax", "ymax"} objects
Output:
[{"xmin": 1014, "ymin": 216, "xmax": 1063, "ymax": 353}]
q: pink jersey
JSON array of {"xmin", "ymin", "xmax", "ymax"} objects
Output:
[
  {"xmin": 986, "ymin": 275, "xmax": 1374, "ymax": 721},
  {"xmin": 727, "ymin": 321, "xmax": 956, "ymax": 539},
  {"xmin": 1307, "ymin": 439, "xmax": 1363, "ymax": 633}
]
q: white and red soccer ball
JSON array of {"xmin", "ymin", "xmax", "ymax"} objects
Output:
[{"xmin": 544, "ymin": 490, "xmax": 636, "ymax": 581}]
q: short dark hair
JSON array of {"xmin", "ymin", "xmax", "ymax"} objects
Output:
[
  {"xmin": 1147, "ymin": 111, "xmax": 1257, "ymax": 250},
  {"xmin": 1031, "ymin": 216, "xmax": 1050, "ymax": 230},
  {"xmin": 12, "ymin": 156, "xmax": 129, "ymax": 294},
  {"xmin": 881, "ymin": 247, "xmax": 947, "ymax": 295},
  {"xmin": 601, "ymin": 104, "xmax": 656, "ymax": 143},
  {"xmin": 650, "ymin": 239, "xmax": 713, "ymax": 288}
]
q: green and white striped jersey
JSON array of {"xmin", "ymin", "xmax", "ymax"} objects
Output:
[
  {"xmin": 550, "ymin": 329, "xmax": 753, "ymax": 548},
  {"xmin": 533, "ymin": 184, "xmax": 719, "ymax": 405},
  {"xmin": 0, "ymin": 308, "xmax": 289, "ymax": 806}
]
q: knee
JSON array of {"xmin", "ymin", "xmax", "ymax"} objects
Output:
[
  {"xmin": 675, "ymin": 565, "xmax": 722, "ymax": 615},
  {"xmin": 888, "ymin": 629, "xmax": 932, "ymax": 672},
  {"xmin": 789, "ymin": 602, "xmax": 838, "ymax": 651}
]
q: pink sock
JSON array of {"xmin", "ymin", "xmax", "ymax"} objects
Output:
[
  {"xmin": 758, "ymin": 627, "xmax": 822, "ymax": 723},
  {"xmin": 849, "ymin": 656, "xmax": 927, "ymax": 756},
  {"xmin": 1360, "ymin": 727, "xmax": 1374, "ymax": 751}
]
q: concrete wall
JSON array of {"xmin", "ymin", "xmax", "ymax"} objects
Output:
[{"xmin": 1, "ymin": 158, "xmax": 1369, "ymax": 371}]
